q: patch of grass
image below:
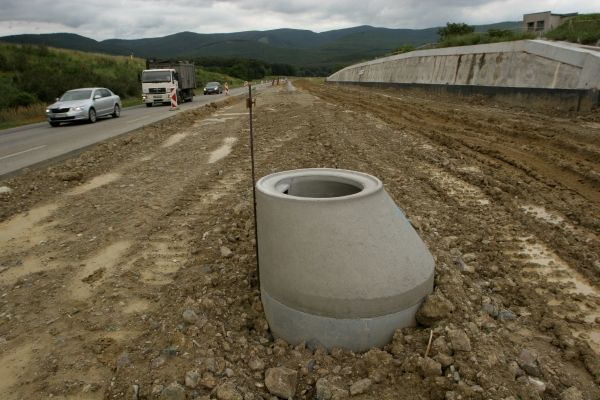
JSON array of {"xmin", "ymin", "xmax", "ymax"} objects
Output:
[
  {"xmin": 121, "ymin": 97, "xmax": 142, "ymax": 108},
  {"xmin": 545, "ymin": 14, "xmax": 600, "ymax": 45},
  {"xmin": 0, "ymin": 97, "xmax": 144, "ymax": 131},
  {"xmin": 196, "ymin": 68, "xmax": 244, "ymax": 88},
  {"xmin": 0, "ymin": 103, "xmax": 47, "ymax": 130},
  {"xmin": 438, "ymin": 30, "xmax": 536, "ymax": 48},
  {"xmin": 391, "ymin": 44, "xmax": 416, "ymax": 55}
]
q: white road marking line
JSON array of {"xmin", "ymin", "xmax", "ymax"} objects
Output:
[{"xmin": 0, "ymin": 145, "xmax": 47, "ymax": 161}]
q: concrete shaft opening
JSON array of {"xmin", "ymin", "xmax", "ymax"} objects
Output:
[
  {"xmin": 256, "ymin": 168, "xmax": 435, "ymax": 352},
  {"xmin": 275, "ymin": 175, "xmax": 363, "ymax": 198}
]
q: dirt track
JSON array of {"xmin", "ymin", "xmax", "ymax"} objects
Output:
[{"xmin": 0, "ymin": 80, "xmax": 599, "ymax": 400}]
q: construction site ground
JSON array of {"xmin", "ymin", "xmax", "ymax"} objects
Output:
[{"xmin": 0, "ymin": 79, "xmax": 599, "ymax": 400}]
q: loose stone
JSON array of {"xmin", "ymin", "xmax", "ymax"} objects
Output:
[
  {"xmin": 182, "ymin": 309, "xmax": 199, "ymax": 324},
  {"xmin": 349, "ymin": 378, "xmax": 372, "ymax": 396},
  {"xmin": 447, "ymin": 329, "xmax": 472, "ymax": 352},
  {"xmin": 265, "ymin": 367, "xmax": 298, "ymax": 399},
  {"xmin": 185, "ymin": 370, "xmax": 201, "ymax": 388},
  {"xmin": 160, "ymin": 382, "xmax": 185, "ymax": 400}
]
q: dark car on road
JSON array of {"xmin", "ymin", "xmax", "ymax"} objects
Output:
[
  {"xmin": 203, "ymin": 82, "xmax": 222, "ymax": 95},
  {"xmin": 46, "ymin": 88, "xmax": 121, "ymax": 127}
]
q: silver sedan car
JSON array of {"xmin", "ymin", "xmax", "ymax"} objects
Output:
[{"xmin": 46, "ymin": 87, "xmax": 122, "ymax": 127}]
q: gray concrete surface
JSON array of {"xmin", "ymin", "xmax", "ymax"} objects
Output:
[
  {"xmin": 256, "ymin": 169, "xmax": 435, "ymax": 351},
  {"xmin": 262, "ymin": 290, "xmax": 423, "ymax": 351},
  {"xmin": 0, "ymin": 86, "xmax": 257, "ymax": 178},
  {"xmin": 327, "ymin": 40, "xmax": 600, "ymax": 90}
]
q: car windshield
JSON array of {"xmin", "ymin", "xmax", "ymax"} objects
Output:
[
  {"xmin": 207, "ymin": 82, "xmax": 219, "ymax": 87},
  {"xmin": 142, "ymin": 71, "xmax": 172, "ymax": 83},
  {"xmin": 60, "ymin": 90, "xmax": 92, "ymax": 101}
]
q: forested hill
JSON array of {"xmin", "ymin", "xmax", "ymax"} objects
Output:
[{"xmin": 0, "ymin": 22, "xmax": 520, "ymax": 69}]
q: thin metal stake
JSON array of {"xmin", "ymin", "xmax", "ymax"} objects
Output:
[{"xmin": 247, "ymin": 83, "xmax": 260, "ymax": 290}]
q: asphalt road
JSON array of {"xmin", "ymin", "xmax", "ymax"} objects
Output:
[{"xmin": 0, "ymin": 86, "xmax": 255, "ymax": 178}]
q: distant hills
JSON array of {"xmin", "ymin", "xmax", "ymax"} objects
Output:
[{"xmin": 0, "ymin": 22, "xmax": 521, "ymax": 69}]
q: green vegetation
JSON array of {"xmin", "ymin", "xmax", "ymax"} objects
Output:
[
  {"xmin": 391, "ymin": 22, "xmax": 536, "ymax": 53},
  {"xmin": 0, "ymin": 43, "xmax": 147, "ymax": 128},
  {"xmin": 0, "ymin": 43, "xmax": 293, "ymax": 128},
  {"xmin": 196, "ymin": 68, "xmax": 243, "ymax": 88},
  {"xmin": 193, "ymin": 57, "xmax": 296, "ymax": 82},
  {"xmin": 391, "ymin": 44, "xmax": 415, "ymax": 54},
  {"xmin": 0, "ymin": 43, "xmax": 144, "ymax": 109},
  {"xmin": 433, "ymin": 22, "xmax": 535, "ymax": 48},
  {"xmin": 437, "ymin": 29, "xmax": 535, "ymax": 48},
  {"xmin": 438, "ymin": 23, "xmax": 475, "ymax": 40},
  {"xmin": 121, "ymin": 97, "xmax": 142, "ymax": 108},
  {"xmin": 0, "ymin": 103, "xmax": 47, "ymax": 130},
  {"xmin": 545, "ymin": 14, "xmax": 600, "ymax": 45}
]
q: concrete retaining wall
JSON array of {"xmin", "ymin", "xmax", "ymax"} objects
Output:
[{"xmin": 327, "ymin": 40, "xmax": 600, "ymax": 110}]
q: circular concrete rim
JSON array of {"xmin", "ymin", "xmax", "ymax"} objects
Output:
[{"xmin": 256, "ymin": 168, "xmax": 382, "ymax": 202}]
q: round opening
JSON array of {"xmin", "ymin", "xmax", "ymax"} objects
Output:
[
  {"xmin": 275, "ymin": 176, "xmax": 363, "ymax": 198},
  {"xmin": 257, "ymin": 169, "xmax": 382, "ymax": 201}
]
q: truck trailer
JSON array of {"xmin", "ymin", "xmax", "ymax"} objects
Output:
[{"xmin": 141, "ymin": 60, "xmax": 197, "ymax": 107}]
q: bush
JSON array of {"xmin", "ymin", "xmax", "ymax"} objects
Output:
[
  {"xmin": 438, "ymin": 23, "xmax": 475, "ymax": 41},
  {"xmin": 545, "ymin": 14, "xmax": 600, "ymax": 45},
  {"xmin": 9, "ymin": 92, "xmax": 37, "ymax": 107}
]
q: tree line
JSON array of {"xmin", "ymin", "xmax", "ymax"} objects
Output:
[{"xmin": 192, "ymin": 57, "xmax": 334, "ymax": 80}]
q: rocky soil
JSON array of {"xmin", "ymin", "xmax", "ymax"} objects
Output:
[{"xmin": 0, "ymin": 80, "xmax": 599, "ymax": 400}]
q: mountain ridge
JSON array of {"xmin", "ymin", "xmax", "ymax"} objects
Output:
[{"xmin": 0, "ymin": 22, "xmax": 521, "ymax": 68}]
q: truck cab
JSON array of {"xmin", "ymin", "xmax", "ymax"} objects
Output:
[
  {"xmin": 142, "ymin": 60, "xmax": 196, "ymax": 107},
  {"xmin": 141, "ymin": 68, "xmax": 178, "ymax": 107}
]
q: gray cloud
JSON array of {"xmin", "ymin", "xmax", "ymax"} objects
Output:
[{"xmin": 0, "ymin": 0, "xmax": 598, "ymax": 39}]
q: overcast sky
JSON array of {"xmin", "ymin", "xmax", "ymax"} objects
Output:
[{"xmin": 0, "ymin": 0, "xmax": 598, "ymax": 40}]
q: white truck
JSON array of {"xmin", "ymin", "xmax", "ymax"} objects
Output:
[{"xmin": 141, "ymin": 60, "xmax": 196, "ymax": 107}]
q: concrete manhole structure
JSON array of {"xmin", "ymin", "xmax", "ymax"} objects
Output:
[{"xmin": 256, "ymin": 168, "xmax": 435, "ymax": 351}]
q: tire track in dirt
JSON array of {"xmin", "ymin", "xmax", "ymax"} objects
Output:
[
  {"xmin": 0, "ymin": 96, "xmax": 257, "ymax": 399},
  {"xmin": 2, "ymin": 82, "xmax": 600, "ymax": 399},
  {"xmin": 300, "ymin": 82, "xmax": 600, "ymax": 281},
  {"xmin": 319, "ymin": 85, "xmax": 600, "ymax": 204},
  {"xmin": 296, "ymin": 80, "xmax": 600, "ymax": 374}
]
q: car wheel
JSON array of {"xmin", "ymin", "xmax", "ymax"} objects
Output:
[
  {"xmin": 49, "ymin": 121, "xmax": 60, "ymax": 127},
  {"xmin": 88, "ymin": 108, "xmax": 97, "ymax": 123},
  {"xmin": 146, "ymin": 103, "xmax": 153, "ymax": 107},
  {"xmin": 112, "ymin": 104, "xmax": 120, "ymax": 118}
]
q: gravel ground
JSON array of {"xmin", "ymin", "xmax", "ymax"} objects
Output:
[{"xmin": 0, "ymin": 80, "xmax": 599, "ymax": 400}]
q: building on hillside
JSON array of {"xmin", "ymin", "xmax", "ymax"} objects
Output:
[{"xmin": 523, "ymin": 11, "xmax": 578, "ymax": 34}]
